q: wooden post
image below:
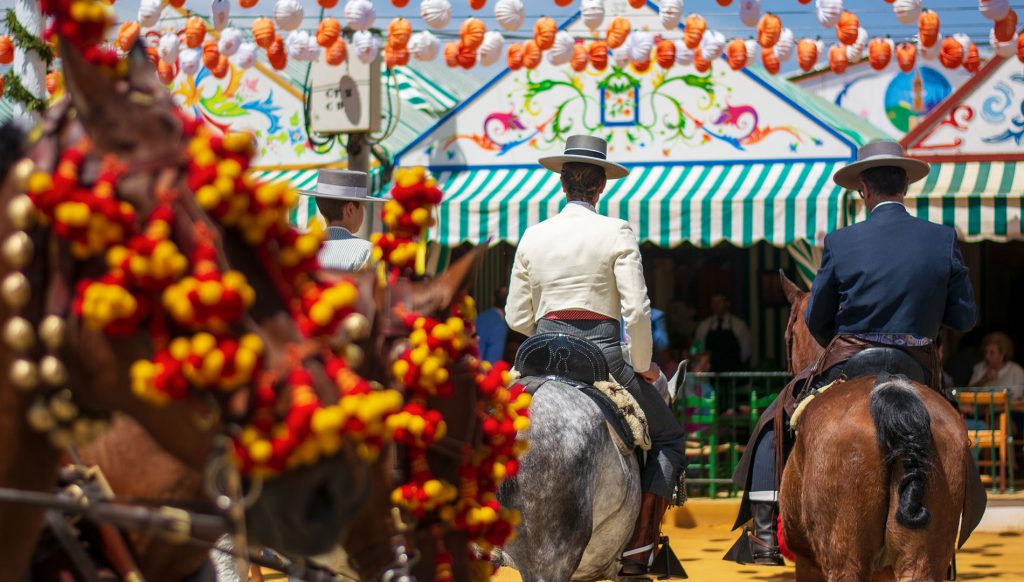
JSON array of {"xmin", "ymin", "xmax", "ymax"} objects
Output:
[{"xmin": 347, "ymin": 133, "xmax": 374, "ymax": 239}]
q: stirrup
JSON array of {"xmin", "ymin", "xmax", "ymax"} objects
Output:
[{"xmin": 747, "ymin": 531, "xmax": 784, "ymax": 567}]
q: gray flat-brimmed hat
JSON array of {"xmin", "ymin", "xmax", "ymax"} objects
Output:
[
  {"xmin": 538, "ymin": 135, "xmax": 630, "ymax": 180},
  {"xmin": 298, "ymin": 169, "xmax": 388, "ymax": 203},
  {"xmin": 833, "ymin": 140, "xmax": 930, "ymax": 191}
]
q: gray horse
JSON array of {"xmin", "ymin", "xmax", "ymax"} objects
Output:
[{"xmin": 498, "ymin": 364, "xmax": 685, "ymax": 581}]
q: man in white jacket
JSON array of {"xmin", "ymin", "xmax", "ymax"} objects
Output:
[{"xmin": 506, "ymin": 135, "xmax": 685, "ymax": 576}]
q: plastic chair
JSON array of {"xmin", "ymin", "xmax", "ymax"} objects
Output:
[
  {"xmin": 676, "ymin": 388, "xmax": 739, "ymax": 498},
  {"xmin": 956, "ymin": 388, "xmax": 1015, "ymax": 493}
]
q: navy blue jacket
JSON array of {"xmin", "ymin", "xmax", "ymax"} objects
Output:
[{"xmin": 805, "ymin": 203, "xmax": 977, "ymax": 347}]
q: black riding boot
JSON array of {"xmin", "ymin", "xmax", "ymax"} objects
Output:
[{"xmin": 749, "ymin": 501, "xmax": 785, "ymax": 566}]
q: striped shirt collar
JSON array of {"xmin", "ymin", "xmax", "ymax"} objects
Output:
[
  {"xmin": 566, "ymin": 200, "xmax": 597, "ymax": 213},
  {"xmin": 326, "ymin": 226, "xmax": 358, "ymax": 241}
]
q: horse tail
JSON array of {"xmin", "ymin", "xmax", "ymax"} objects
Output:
[{"xmin": 869, "ymin": 374, "xmax": 932, "ymax": 529}]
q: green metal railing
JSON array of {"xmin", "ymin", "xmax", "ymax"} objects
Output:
[{"xmin": 954, "ymin": 387, "xmax": 1017, "ymax": 493}]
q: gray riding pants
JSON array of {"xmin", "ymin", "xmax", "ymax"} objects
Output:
[{"xmin": 535, "ymin": 318, "xmax": 686, "ymax": 499}]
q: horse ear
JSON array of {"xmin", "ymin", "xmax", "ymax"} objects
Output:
[
  {"xmin": 779, "ymin": 269, "xmax": 804, "ymax": 305},
  {"xmin": 410, "ymin": 246, "xmax": 487, "ymax": 316}
]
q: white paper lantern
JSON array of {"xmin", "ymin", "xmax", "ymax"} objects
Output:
[
  {"xmin": 546, "ymin": 31, "xmax": 576, "ymax": 66},
  {"xmin": 774, "ymin": 28, "xmax": 795, "ymax": 61},
  {"xmin": 210, "ymin": 0, "xmax": 230, "ymax": 32},
  {"xmin": 157, "ymin": 33, "xmax": 180, "ymax": 64},
  {"xmin": 138, "ymin": 0, "xmax": 162, "ymax": 28},
  {"xmin": 344, "ymin": 0, "xmax": 376, "ymax": 32},
  {"xmin": 232, "ymin": 42, "xmax": 257, "ymax": 68},
  {"xmin": 980, "ymin": 0, "xmax": 1011, "ymax": 22},
  {"xmin": 421, "ymin": 0, "xmax": 452, "ymax": 30},
  {"xmin": 674, "ymin": 40, "xmax": 695, "ymax": 65},
  {"xmin": 893, "ymin": 0, "xmax": 922, "ymax": 26},
  {"xmin": 179, "ymin": 48, "xmax": 201, "ymax": 76},
  {"xmin": 628, "ymin": 31, "xmax": 655, "ymax": 63},
  {"xmin": 660, "ymin": 0, "xmax": 683, "ymax": 30},
  {"xmin": 919, "ymin": 34, "xmax": 941, "ymax": 60},
  {"xmin": 612, "ymin": 46, "xmax": 631, "ymax": 68},
  {"xmin": 845, "ymin": 43, "xmax": 861, "ymax": 62},
  {"xmin": 815, "ymin": 0, "xmax": 843, "ymax": 28},
  {"xmin": 952, "ymin": 33, "xmax": 972, "ymax": 63},
  {"xmin": 814, "ymin": 38, "xmax": 826, "ymax": 60},
  {"xmin": 353, "ymin": 30, "xmax": 380, "ymax": 64},
  {"xmin": 991, "ymin": 28, "xmax": 1017, "ymax": 57},
  {"xmin": 744, "ymin": 38, "xmax": 760, "ymax": 60},
  {"xmin": 495, "ymin": 0, "xmax": 526, "ymax": 31},
  {"xmin": 218, "ymin": 28, "xmax": 242, "ymax": 56},
  {"xmin": 273, "ymin": 0, "xmax": 304, "ymax": 31},
  {"xmin": 286, "ymin": 30, "xmax": 311, "ymax": 61},
  {"xmin": 699, "ymin": 30, "xmax": 726, "ymax": 61},
  {"xmin": 739, "ymin": 0, "xmax": 761, "ymax": 28},
  {"xmin": 852, "ymin": 27, "xmax": 868, "ymax": 52},
  {"xmin": 478, "ymin": 31, "xmax": 505, "ymax": 66},
  {"xmin": 580, "ymin": 0, "xmax": 605, "ymax": 30},
  {"xmin": 409, "ymin": 30, "xmax": 440, "ymax": 61}
]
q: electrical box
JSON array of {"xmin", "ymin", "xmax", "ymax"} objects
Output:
[{"xmin": 309, "ymin": 55, "xmax": 381, "ymax": 134}]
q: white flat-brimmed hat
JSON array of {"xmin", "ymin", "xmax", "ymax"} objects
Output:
[
  {"xmin": 832, "ymin": 140, "xmax": 931, "ymax": 191},
  {"xmin": 538, "ymin": 135, "xmax": 630, "ymax": 180},
  {"xmin": 298, "ymin": 169, "xmax": 388, "ymax": 203}
]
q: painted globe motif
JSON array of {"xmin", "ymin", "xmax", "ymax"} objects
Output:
[{"xmin": 885, "ymin": 66, "xmax": 953, "ymax": 133}]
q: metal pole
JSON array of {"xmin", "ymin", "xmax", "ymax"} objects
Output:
[{"xmin": 348, "ymin": 132, "xmax": 373, "ymax": 240}]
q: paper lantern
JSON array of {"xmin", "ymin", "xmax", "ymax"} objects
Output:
[
  {"xmin": 719, "ymin": 0, "xmax": 733, "ymax": 4},
  {"xmin": 660, "ymin": 0, "xmax": 683, "ymax": 30},
  {"xmin": 917, "ymin": 10, "xmax": 939, "ymax": 48},
  {"xmin": 581, "ymin": 0, "xmax": 606, "ymax": 30},
  {"xmin": 523, "ymin": 39, "xmax": 542, "ymax": 69},
  {"xmin": 138, "ymin": 0, "xmax": 162, "ymax": 28},
  {"xmin": 202, "ymin": 40, "xmax": 220, "ymax": 68},
  {"xmin": 157, "ymin": 33, "xmax": 181, "ymax": 64},
  {"xmin": 693, "ymin": 51, "xmax": 711, "ymax": 72},
  {"xmin": 991, "ymin": 28, "xmax": 1016, "ymax": 58},
  {"xmin": 964, "ymin": 43, "xmax": 980, "ymax": 72},
  {"xmin": 318, "ymin": 0, "xmax": 339, "ymax": 7},
  {"xmin": 385, "ymin": 45, "xmax": 410, "ymax": 67},
  {"xmin": 461, "ymin": 18, "xmax": 486, "ymax": 51},
  {"xmin": 218, "ymin": 28, "xmax": 242, "ymax": 56},
  {"xmin": 273, "ymin": 0, "xmax": 304, "ymax": 31},
  {"xmin": 893, "ymin": 0, "xmax": 922, "ymax": 26},
  {"xmin": 409, "ymin": 31, "xmax": 441, "ymax": 61},
  {"xmin": 344, "ymin": 0, "xmax": 376, "ymax": 31},
  {"xmin": 655, "ymin": 39, "xmax": 676, "ymax": 69},
  {"xmin": 325, "ymin": 38, "xmax": 347, "ymax": 65},
  {"xmin": 815, "ymin": 0, "xmax": 843, "ymax": 28},
  {"xmin": 774, "ymin": 28, "xmax": 795, "ymax": 61},
  {"xmin": 684, "ymin": 14, "xmax": 706, "ymax": 49},
  {"xmin": 445, "ymin": 40, "xmax": 459, "ymax": 65},
  {"xmin": 980, "ymin": 0, "xmax": 1011, "ymax": 22},
  {"xmin": 44, "ymin": 71, "xmax": 60, "ymax": 96},
  {"xmin": 182, "ymin": 17, "xmax": 204, "ymax": 49},
  {"xmin": 117, "ymin": 22, "xmax": 141, "ymax": 52},
  {"xmin": 470, "ymin": 0, "xmax": 486, "ymax": 8},
  {"xmin": 745, "ymin": 38, "xmax": 759, "ymax": 61},
  {"xmin": 1017, "ymin": 31, "xmax": 1024, "ymax": 62},
  {"xmin": 0, "ymin": 77, "xmax": 4, "ymax": 99},
  {"xmin": 478, "ymin": 31, "xmax": 505, "ymax": 66},
  {"xmin": 545, "ymin": 31, "xmax": 575, "ymax": 65},
  {"xmin": 836, "ymin": 11, "xmax": 858, "ymax": 45},
  {"xmin": 211, "ymin": 0, "xmax": 230, "ymax": 32},
  {"xmin": 628, "ymin": 0, "xmax": 645, "ymax": 7},
  {"xmin": 673, "ymin": 40, "xmax": 694, "ymax": 65},
  {"xmin": 507, "ymin": 43, "xmax": 524, "ymax": 69},
  {"xmin": 847, "ymin": 27, "xmax": 868, "ymax": 61},
  {"xmin": 144, "ymin": 46, "xmax": 159, "ymax": 67},
  {"xmin": 232, "ymin": 42, "xmax": 257, "ymax": 68},
  {"xmin": 318, "ymin": 18, "xmax": 342, "ymax": 48},
  {"xmin": 589, "ymin": 41, "xmax": 609, "ymax": 70},
  {"xmin": 612, "ymin": 43, "xmax": 630, "ymax": 69},
  {"xmin": 0, "ymin": 36, "xmax": 13, "ymax": 67},
  {"xmin": 867, "ymin": 37, "xmax": 892, "ymax": 70},
  {"xmin": 740, "ymin": 0, "xmax": 762, "ymax": 28},
  {"xmin": 627, "ymin": 31, "xmax": 655, "ymax": 64},
  {"xmin": 180, "ymin": 48, "xmax": 201, "ymax": 75},
  {"xmin": 796, "ymin": 38, "xmax": 819, "ymax": 71},
  {"xmin": 156, "ymin": 60, "xmax": 175, "ymax": 85},
  {"xmin": 495, "ymin": 0, "xmax": 525, "ymax": 31},
  {"xmin": 421, "ymin": 0, "xmax": 453, "ymax": 29},
  {"xmin": 211, "ymin": 54, "xmax": 229, "ymax": 79},
  {"xmin": 285, "ymin": 30, "xmax": 310, "ymax": 60},
  {"xmin": 240, "ymin": 0, "xmax": 258, "ymax": 7},
  {"xmin": 603, "ymin": 17, "xmax": 629, "ymax": 50},
  {"xmin": 726, "ymin": 38, "xmax": 747, "ymax": 70},
  {"xmin": 939, "ymin": 36, "xmax": 964, "ymax": 68},
  {"xmin": 700, "ymin": 30, "xmax": 726, "ymax": 61},
  {"xmin": 828, "ymin": 43, "xmax": 847, "ymax": 73},
  {"xmin": 570, "ymin": 43, "xmax": 589, "ymax": 71},
  {"xmin": 534, "ymin": 17, "xmax": 558, "ymax": 51},
  {"xmin": 761, "ymin": 47, "xmax": 780, "ymax": 74},
  {"xmin": 758, "ymin": 13, "xmax": 782, "ymax": 48},
  {"xmin": 353, "ymin": 30, "xmax": 380, "ymax": 64},
  {"xmin": 253, "ymin": 18, "xmax": 275, "ymax": 48},
  {"xmin": 994, "ymin": 9, "xmax": 1018, "ymax": 43},
  {"xmin": 895, "ymin": 42, "xmax": 916, "ymax": 72},
  {"xmin": 919, "ymin": 34, "xmax": 941, "ymax": 60}
]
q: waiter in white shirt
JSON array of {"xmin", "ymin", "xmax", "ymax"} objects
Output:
[
  {"xmin": 300, "ymin": 169, "xmax": 386, "ymax": 271},
  {"xmin": 505, "ymin": 135, "xmax": 685, "ymax": 577}
]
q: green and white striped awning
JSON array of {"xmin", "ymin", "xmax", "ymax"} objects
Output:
[
  {"xmin": 847, "ymin": 161, "xmax": 1024, "ymax": 241},
  {"xmin": 430, "ymin": 162, "xmax": 845, "ymax": 248},
  {"xmin": 251, "ymin": 167, "xmax": 387, "ymax": 231},
  {"xmin": 385, "ymin": 67, "xmax": 459, "ymax": 117}
]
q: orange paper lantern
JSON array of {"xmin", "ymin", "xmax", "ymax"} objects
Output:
[
  {"xmin": 507, "ymin": 43, "xmax": 524, "ymax": 70},
  {"xmin": 318, "ymin": 18, "xmax": 341, "ymax": 48},
  {"xmin": 326, "ymin": 39, "xmax": 347, "ymax": 65},
  {"xmin": 202, "ymin": 40, "xmax": 220, "ymax": 69},
  {"xmin": 523, "ymin": 39, "xmax": 542, "ymax": 69},
  {"xmin": 589, "ymin": 41, "xmax": 608, "ymax": 70},
  {"xmin": 896, "ymin": 42, "xmax": 916, "ymax": 72},
  {"xmin": 457, "ymin": 43, "xmax": 477, "ymax": 68},
  {"xmin": 253, "ymin": 18, "xmax": 276, "ymax": 49},
  {"xmin": 470, "ymin": 0, "xmax": 486, "ymax": 8},
  {"xmin": 693, "ymin": 51, "xmax": 711, "ymax": 73},
  {"xmin": 684, "ymin": 14, "xmax": 706, "ymax": 49},
  {"xmin": 534, "ymin": 17, "xmax": 557, "ymax": 51},
  {"xmin": 392, "ymin": 0, "xmax": 410, "ymax": 6},
  {"xmin": 964, "ymin": 43, "xmax": 980, "ymax": 73},
  {"xmin": 726, "ymin": 38, "xmax": 747, "ymax": 70},
  {"xmin": 757, "ymin": 13, "xmax": 782, "ymax": 49},
  {"xmin": 717, "ymin": 0, "xmax": 733, "ymax": 5},
  {"xmin": 0, "ymin": 36, "xmax": 13, "ymax": 65},
  {"xmin": 169, "ymin": 0, "xmax": 185, "ymax": 7},
  {"xmin": 868, "ymin": 38, "xmax": 892, "ymax": 70},
  {"xmin": 239, "ymin": 0, "xmax": 259, "ymax": 8},
  {"xmin": 45, "ymin": 71, "xmax": 60, "ymax": 95},
  {"xmin": 995, "ymin": 9, "xmax": 1018, "ymax": 43},
  {"xmin": 318, "ymin": 0, "xmax": 339, "ymax": 7},
  {"xmin": 556, "ymin": 0, "xmax": 572, "ymax": 5},
  {"xmin": 389, "ymin": 18, "xmax": 413, "ymax": 48},
  {"xmin": 1018, "ymin": 31, "xmax": 1024, "ymax": 63},
  {"xmin": 797, "ymin": 38, "xmax": 818, "ymax": 72},
  {"xmin": 917, "ymin": 10, "xmax": 940, "ymax": 48},
  {"xmin": 939, "ymin": 36, "xmax": 963, "ymax": 69},
  {"xmin": 144, "ymin": 46, "xmax": 159, "ymax": 67},
  {"xmin": 633, "ymin": 59, "xmax": 651, "ymax": 73},
  {"xmin": 185, "ymin": 16, "xmax": 206, "ymax": 49},
  {"xmin": 655, "ymin": 39, "xmax": 676, "ymax": 69},
  {"xmin": 116, "ymin": 22, "xmax": 140, "ymax": 52},
  {"xmin": 386, "ymin": 45, "xmax": 411, "ymax": 67},
  {"xmin": 267, "ymin": 35, "xmax": 286, "ymax": 70},
  {"xmin": 828, "ymin": 44, "xmax": 848, "ymax": 74},
  {"xmin": 607, "ymin": 17, "xmax": 631, "ymax": 49},
  {"xmin": 762, "ymin": 47, "xmax": 780, "ymax": 74},
  {"xmin": 836, "ymin": 11, "xmax": 859, "ymax": 46},
  {"xmin": 211, "ymin": 54, "xmax": 229, "ymax": 79},
  {"xmin": 571, "ymin": 43, "xmax": 589, "ymax": 72},
  {"xmin": 629, "ymin": 0, "xmax": 646, "ymax": 7},
  {"xmin": 157, "ymin": 60, "xmax": 175, "ymax": 84},
  {"xmin": 461, "ymin": 18, "xmax": 486, "ymax": 51},
  {"xmin": 444, "ymin": 41, "xmax": 459, "ymax": 67}
]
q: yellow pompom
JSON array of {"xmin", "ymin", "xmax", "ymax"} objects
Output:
[
  {"xmin": 191, "ymin": 332, "xmax": 216, "ymax": 356},
  {"xmin": 197, "ymin": 280, "xmax": 223, "ymax": 305},
  {"xmin": 423, "ymin": 479, "xmax": 443, "ymax": 498},
  {"xmin": 309, "ymin": 301, "xmax": 335, "ymax": 327},
  {"xmin": 240, "ymin": 334, "xmax": 264, "ymax": 354},
  {"xmin": 249, "ymin": 439, "xmax": 273, "ymax": 463},
  {"xmin": 28, "ymin": 173, "xmax": 54, "ymax": 194}
]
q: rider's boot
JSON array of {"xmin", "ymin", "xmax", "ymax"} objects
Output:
[
  {"xmin": 749, "ymin": 501, "xmax": 785, "ymax": 566},
  {"xmin": 619, "ymin": 492, "xmax": 670, "ymax": 576}
]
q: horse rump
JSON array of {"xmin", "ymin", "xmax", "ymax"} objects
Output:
[{"xmin": 869, "ymin": 374, "xmax": 932, "ymax": 529}]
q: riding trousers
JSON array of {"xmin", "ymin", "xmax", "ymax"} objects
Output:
[{"xmin": 535, "ymin": 318, "xmax": 686, "ymax": 499}]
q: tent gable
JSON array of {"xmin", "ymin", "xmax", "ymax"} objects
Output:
[{"xmin": 397, "ymin": 3, "xmax": 857, "ymax": 171}]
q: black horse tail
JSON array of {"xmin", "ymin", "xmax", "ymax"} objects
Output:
[{"xmin": 869, "ymin": 374, "xmax": 932, "ymax": 529}]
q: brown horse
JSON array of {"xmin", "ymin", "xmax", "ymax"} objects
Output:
[
  {"xmin": 777, "ymin": 272, "xmax": 978, "ymax": 581},
  {"xmin": 0, "ymin": 37, "xmax": 374, "ymax": 578}
]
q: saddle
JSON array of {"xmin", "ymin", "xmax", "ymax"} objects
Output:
[{"xmin": 514, "ymin": 333, "xmax": 649, "ymax": 453}]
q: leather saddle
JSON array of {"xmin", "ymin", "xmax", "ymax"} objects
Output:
[
  {"xmin": 827, "ymin": 347, "xmax": 929, "ymax": 385},
  {"xmin": 514, "ymin": 333, "xmax": 639, "ymax": 451}
]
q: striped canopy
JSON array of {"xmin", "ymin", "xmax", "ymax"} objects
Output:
[
  {"xmin": 847, "ymin": 161, "xmax": 1024, "ymax": 241},
  {"xmin": 430, "ymin": 161, "xmax": 845, "ymax": 249}
]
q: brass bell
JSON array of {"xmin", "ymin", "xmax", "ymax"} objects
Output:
[
  {"xmin": 2, "ymin": 232, "xmax": 33, "ymax": 270},
  {"xmin": 39, "ymin": 315, "xmax": 66, "ymax": 351},
  {"xmin": 27, "ymin": 402, "xmax": 55, "ymax": 432},
  {"xmin": 342, "ymin": 313, "xmax": 371, "ymax": 341},
  {"xmin": 4, "ymin": 317, "xmax": 36, "ymax": 353},
  {"xmin": 6, "ymin": 194, "xmax": 36, "ymax": 230},
  {"xmin": 344, "ymin": 344, "xmax": 365, "ymax": 369},
  {"xmin": 10, "ymin": 358, "xmax": 40, "ymax": 390},
  {"xmin": 49, "ymin": 390, "xmax": 78, "ymax": 421},
  {"xmin": 39, "ymin": 355, "xmax": 68, "ymax": 386},
  {"xmin": 1, "ymin": 272, "xmax": 31, "ymax": 311},
  {"xmin": 10, "ymin": 159, "xmax": 36, "ymax": 193},
  {"xmin": 49, "ymin": 429, "xmax": 73, "ymax": 450},
  {"xmin": 72, "ymin": 419, "xmax": 92, "ymax": 444}
]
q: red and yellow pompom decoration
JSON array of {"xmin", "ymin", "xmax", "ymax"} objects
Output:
[
  {"xmin": 40, "ymin": 0, "xmax": 121, "ymax": 70},
  {"xmin": 106, "ymin": 205, "xmax": 189, "ymax": 292},
  {"xmin": 162, "ymin": 242, "xmax": 256, "ymax": 331},
  {"xmin": 73, "ymin": 274, "xmax": 148, "ymax": 336},
  {"xmin": 392, "ymin": 312, "xmax": 472, "ymax": 397},
  {"xmin": 131, "ymin": 332, "xmax": 264, "ymax": 404},
  {"xmin": 296, "ymin": 278, "xmax": 361, "ymax": 337},
  {"xmin": 372, "ymin": 167, "xmax": 442, "ymax": 278}
]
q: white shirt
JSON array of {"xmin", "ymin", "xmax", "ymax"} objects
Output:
[
  {"xmin": 694, "ymin": 314, "xmax": 752, "ymax": 363},
  {"xmin": 969, "ymin": 361, "xmax": 1024, "ymax": 398}
]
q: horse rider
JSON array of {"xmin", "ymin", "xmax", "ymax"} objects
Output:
[
  {"xmin": 300, "ymin": 169, "xmax": 385, "ymax": 271},
  {"xmin": 726, "ymin": 140, "xmax": 983, "ymax": 565},
  {"xmin": 505, "ymin": 135, "xmax": 686, "ymax": 576}
]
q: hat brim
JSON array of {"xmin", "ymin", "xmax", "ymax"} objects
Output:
[
  {"xmin": 832, "ymin": 155, "xmax": 931, "ymax": 191},
  {"xmin": 538, "ymin": 154, "xmax": 630, "ymax": 180},
  {"xmin": 298, "ymin": 189, "xmax": 390, "ymax": 203}
]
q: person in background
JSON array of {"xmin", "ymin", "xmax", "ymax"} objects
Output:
[
  {"xmin": 694, "ymin": 291, "xmax": 752, "ymax": 373},
  {"xmin": 301, "ymin": 169, "xmax": 386, "ymax": 271},
  {"xmin": 970, "ymin": 332, "xmax": 1024, "ymax": 397},
  {"xmin": 476, "ymin": 286, "xmax": 510, "ymax": 364}
]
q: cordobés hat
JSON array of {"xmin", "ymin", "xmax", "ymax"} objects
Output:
[
  {"xmin": 832, "ymin": 140, "xmax": 930, "ymax": 191},
  {"xmin": 538, "ymin": 135, "xmax": 630, "ymax": 180},
  {"xmin": 298, "ymin": 169, "xmax": 388, "ymax": 203}
]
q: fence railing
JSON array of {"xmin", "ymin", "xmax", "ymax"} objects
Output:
[{"xmin": 953, "ymin": 386, "xmax": 1018, "ymax": 493}]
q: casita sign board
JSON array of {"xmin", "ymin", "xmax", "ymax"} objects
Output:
[{"xmin": 309, "ymin": 56, "xmax": 381, "ymax": 134}]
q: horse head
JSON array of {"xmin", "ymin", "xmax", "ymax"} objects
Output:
[{"xmin": 780, "ymin": 270, "xmax": 823, "ymax": 375}]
